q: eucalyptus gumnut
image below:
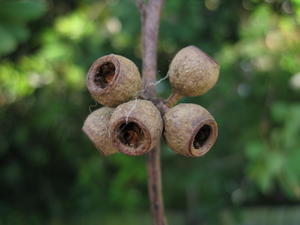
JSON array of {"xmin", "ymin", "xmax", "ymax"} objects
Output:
[
  {"xmin": 82, "ymin": 107, "xmax": 118, "ymax": 155},
  {"xmin": 109, "ymin": 99, "xmax": 163, "ymax": 156},
  {"xmin": 87, "ymin": 54, "xmax": 142, "ymax": 107},
  {"xmin": 164, "ymin": 104, "xmax": 218, "ymax": 157},
  {"xmin": 168, "ymin": 46, "xmax": 220, "ymax": 97}
]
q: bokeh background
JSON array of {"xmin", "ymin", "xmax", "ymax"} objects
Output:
[{"xmin": 1, "ymin": 0, "xmax": 300, "ymax": 224}]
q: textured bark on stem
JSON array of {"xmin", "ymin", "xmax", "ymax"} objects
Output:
[
  {"xmin": 136, "ymin": 0, "xmax": 167, "ymax": 225},
  {"xmin": 165, "ymin": 91, "xmax": 183, "ymax": 108},
  {"xmin": 135, "ymin": 0, "xmax": 145, "ymax": 13},
  {"xmin": 141, "ymin": 0, "xmax": 164, "ymax": 99}
]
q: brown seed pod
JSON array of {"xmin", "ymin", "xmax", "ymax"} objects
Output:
[
  {"xmin": 109, "ymin": 99, "xmax": 163, "ymax": 156},
  {"xmin": 87, "ymin": 54, "xmax": 142, "ymax": 107},
  {"xmin": 168, "ymin": 46, "xmax": 220, "ymax": 97},
  {"xmin": 164, "ymin": 103, "xmax": 218, "ymax": 157},
  {"xmin": 82, "ymin": 107, "xmax": 118, "ymax": 155}
]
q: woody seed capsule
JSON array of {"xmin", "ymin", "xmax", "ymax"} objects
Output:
[
  {"xmin": 82, "ymin": 107, "xmax": 118, "ymax": 155},
  {"xmin": 87, "ymin": 54, "xmax": 142, "ymax": 107},
  {"xmin": 168, "ymin": 46, "xmax": 220, "ymax": 97},
  {"xmin": 109, "ymin": 99, "xmax": 163, "ymax": 156},
  {"xmin": 164, "ymin": 103, "xmax": 218, "ymax": 157}
]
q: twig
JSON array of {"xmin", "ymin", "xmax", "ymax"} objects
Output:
[
  {"xmin": 147, "ymin": 146, "xmax": 166, "ymax": 225},
  {"xmin": 135, "ymin": 0, "xmax": 145, "ymax": 13},
  {"xmin": 140, "ymin": 0, "xmax": 164, "ymax": 99},
  {"xmin": 136, "ymin": 0, "xmax": 167, "ymax": 225},
  {"xmin": 165, "ymin": 92, "xmax": 183, "ymax": 107}
]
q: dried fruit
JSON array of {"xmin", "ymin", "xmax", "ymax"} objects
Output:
[
  {"xmin": 109, "ymin": 99, "xmax": 163, "ymax": 156},
  {"xmin": 84, "ymin": 48, "xmax": 220, "ymax": 158},
  {"xmin": 164, "ymin": 103, "xmax": 218, "ymax": 157},
  {"xmin": 87, "ymin": 54, "xmax": 142, "ymax": 107},
  {"xmin": 168, "ymin": 46, "xmax": 220, "ymax": 97},
  {"xmin": 82, "ymin": 107, "xmax": 118, "ymax": 155}
]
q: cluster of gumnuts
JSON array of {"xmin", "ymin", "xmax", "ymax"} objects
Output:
[{"xmin": 83, "ymin": 46, "xmax": 220, "ymax": 157}]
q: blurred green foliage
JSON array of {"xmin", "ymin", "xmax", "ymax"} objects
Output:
[
  {"xmin": 0, "ymin": 0, "xmax": 47, "ymax": 56},
  {"xmin": 1, "ymin": 0, "xmax": 300, "ymax": 224}
]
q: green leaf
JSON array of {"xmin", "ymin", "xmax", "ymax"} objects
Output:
[
  {"xmin": 271, "ymin": 102, "xmax": 287, "ymax": 122},
  {"xmin": 2, "ymin": 23, "xmax": 29, "ymax": 42},
  {"xmin": 0, "ymin": 0, "xmax": 47, "ymax": 22},
  {"xmin": 245, "ymin": 140, "xmax": 265, "ymax": 160},
  {"xmin": 0, "ymin": 25, "xmax": 17, "ymax": 56}
]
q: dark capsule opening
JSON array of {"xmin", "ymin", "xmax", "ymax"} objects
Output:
[
  {"xmin": 94, "ymin": 62, "xmax": 115, "ymax": 88},
  {"xmin": 193, "ymin": 124, "xmax": 211, "ymax": 149},
  {"xmin": 117, "ymin": 122, "xmax": 145, "ymax": 148}
]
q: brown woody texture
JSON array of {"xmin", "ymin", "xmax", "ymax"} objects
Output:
[
  {"xmin": 168, "ymin": 45, "xmax": 220, "ymax": 97},
  {"xmin": 136, "ymin": 0, "xmax": 166, "ymax": 224},
  {"xmin": 87, "ymin": 54, "xmax": 142, "ymax": 107},
  {"xmin": 109, "ymin": 99, "xmax": 163, "ymax": 156},
  {"xmin": 164, "ymin": 103, "xmax": 218, "ymax": 157},
  {"xmin": 82, "ymin": 107, "xmax": 118, "ymax": 155}
]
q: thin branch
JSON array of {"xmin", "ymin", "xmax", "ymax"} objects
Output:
[
  {"xmin": 136, "ymin": 0, "xmax": 167, "ymax": 225},
  {"xmin": 147, "ymin": 146, "xmax": 166, "ymax": 225},
  {"xmin": 141, "ymin": 0, "xmax": 165, "ymax": 99},
  {"xmin": 135, "ymin": 0, "xmax": 145, "ymax": 13},
  {"xmin": 165, "ymin": 91, "xmax": 183, "ymax": 107}
]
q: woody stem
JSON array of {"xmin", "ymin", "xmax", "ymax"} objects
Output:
[{"xmin": 136, "ymin": 0, "xmax": 167, "ymax": 225}]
